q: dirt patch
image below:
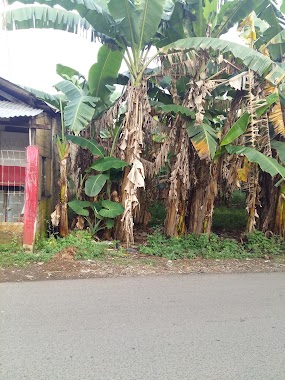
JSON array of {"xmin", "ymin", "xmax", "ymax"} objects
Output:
[{"xmin": 1, "ymin": 252, "xmax": 285, "ymax": 282}]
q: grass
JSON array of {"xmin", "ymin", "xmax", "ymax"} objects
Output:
[
  {"xmin": 0, "ymin": 231, "xmax": 114, "ymax": 268},
  {"xmin": 1, "ymin": 209, "xmax": 285, "ymax": 267},
  {"xmin": 0, "ymin": 240, "xmax": 54, "ymax": 267},
  {"xmin": 139, "ymin": 230, "xmax": 285, "ymax": 260},
  {"xmin": 212, "ymin": 206, "xmax": 247, "ymax": 231},
  {"xmin": 212, "ymin": 191, "xmax": 247, "ymax": 232},
  {"xmin": 149, "ymin": 201, "xmax": 167, "ymax": 227},
  {"xmin": 36, "ymin": 231, "xmax": 114, "ymax": 260}
]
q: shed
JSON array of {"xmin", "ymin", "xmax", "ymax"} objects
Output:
[{"xmin": 0, "ymin": 76, "xmax": 60, "ymax": 250}]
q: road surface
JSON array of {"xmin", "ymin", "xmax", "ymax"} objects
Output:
[{"xmin": 0, "ymin": 273, "xmax": 285, "ymax": 379}]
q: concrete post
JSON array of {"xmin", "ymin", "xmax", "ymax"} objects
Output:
[{"xmin": 23, "ymin": 146, "xmax": 39, "ymax": 251}]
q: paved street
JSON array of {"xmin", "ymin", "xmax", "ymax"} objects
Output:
[{"xmin": 0, "ymin": 273, "xmax": 284, "ymax": 380}]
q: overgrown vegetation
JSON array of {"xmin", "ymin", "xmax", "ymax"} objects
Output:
[
  {"xmin": 149, "ymin": 201, "xmax": 167, "ymax": 227},
  {"xmin": 0, "ymin": 240, "xmax": 53, "ymax": 267},
  {"xmin": 3, "ymin": 1, "xmax": 285, "ymax": 273},
  {"xmin": 139, "ymin": 231, "xmax": 285, "ymax": 260},
  {"xmin": 3, "ymin": 0, "xmax": 285, "ymax": 245},
  {"xmin": 0, "ymin": 232, "xmax": 114, "ymax": 267},
  {"xmin": 1, "ymin": 229, "xmax": 285, "ymax": 268},
  {"xmin": 35, "ymin": 231, "xmax": 113, "ymax": 260},
  {"xmin": 213, "ymin": 191, "xmax": 247, "ymax": 232}
]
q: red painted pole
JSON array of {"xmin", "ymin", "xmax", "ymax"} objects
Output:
[{"xmin": 23, "ymin": 146, "xmax": 40, "ymax": 250}]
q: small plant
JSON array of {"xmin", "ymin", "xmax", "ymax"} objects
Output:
[
  {"xmin": 245, "ymin": 231, "xmax": 285, "ymax": 255},
  {"xmin": 0, "ymin": 240, "xmax": 52, "ymax": 268},
  {"xmin": 139, "ymin": 231, "xmax": 285, "ymax": 260},
  {"xmin": 0, "ymin": 240, "xmax": 24, "ymax": 254},
  {"xmin": 67, "ymin": 136, "xmax": 128, "ymax": 236},
  {"xmin": 35, "ymin": 230, "xmax": 112, "ymax": 260},
  {"xmin": 149, "ymin": 201, "xmax": 167, "ymax": 227},
  {"xmin": 213, "ymin": 190, "xmax": 247, "ymax": 232}
]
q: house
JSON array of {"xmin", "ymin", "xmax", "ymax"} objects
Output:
[{"xmin": 0, "ymin": 76, "xmax": 60, "ymax": 250}]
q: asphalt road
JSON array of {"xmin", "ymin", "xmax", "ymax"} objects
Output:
[{"xmin": 0, "ymin": 273, "xmax": 284, "ymax": 380}]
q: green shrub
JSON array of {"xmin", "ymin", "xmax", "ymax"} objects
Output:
[
  {"xmin": 139, "ymin": 231, "xmax": 285, "ymax": 260},
  {"xmin": 149, "ymin": 201, "xmax": 167, "ymax": 227},
  {"xmin": 230, "ymin": 191, "xmax": 246, "ymax": 207},
  {"xmin": 35, "ymin": 230, "xmax": 112, "ymax": 260},
  {"xmin": 0, "ymin": 240, "xmax": 52, "ymax": 268},
  {"xmin": 212, "ymin": 206, "xmax": 247, "ymax": 231},
  {"xmin": 213, "ymin": 190, "xmax": 247, "ymax": 231},
  {"xmin": 245, "ymin": 231, "xmax": 285, "ymax": 255}
]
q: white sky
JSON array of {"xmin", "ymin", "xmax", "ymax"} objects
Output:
[
  {"xmin": 0, "ymin": 7, "xmax": 243, "ymax": 95},
  {"xmin": 0, "ymin": 28, "xmax": 103, "ymax": 93}
]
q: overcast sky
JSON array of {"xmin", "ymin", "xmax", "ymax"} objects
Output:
[
  {"xmin": 0, "ymin": 28, "xmax": 103, "ymax": 93},
  {"xmin": 0, "ymin": 6, "xmax": 243, "ymax": 94}
]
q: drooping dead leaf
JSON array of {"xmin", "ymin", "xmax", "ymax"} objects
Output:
[
  {"xmin": 228, "ymin": 72, "xmax": 249, "ymax": 91},
  {"xmin": 264, "ymin": 83, "xmax": 285, "ymax": 136},
  {"xmin": 76, "ymin": 216, "xmax": 85, "ymax": 230},
  {"xmin": 51, "ymin": 204, "xmax": 60, "ymax": 227},
  {"xmin": 127, "ymin": 159, "xmax": 145, "ymax": 189}
]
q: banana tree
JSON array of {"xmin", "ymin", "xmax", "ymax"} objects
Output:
[
  {"xmin": 234, "ymin": 10, "xmax": 285, "ymax": 234},
  {"xmin": 33, "ymin": 46, "xmax": 123, "ymax": 236},
  {"xmin": 48, "ymin": 77, "xmax": 99, "ymax": 237},
  {"xmin": 248, "ymin": 5, "xmax": 285, "ymax": 236},
  {"xmin": 4, "ymin": 0, "xmax": 285, "ymax": 241},
  {"xmin": 3, "ymin": 0, "xmax": 174, "ymax": 244},
  {"xmin": 154, "ymin": 0, "xmax": 285, "ymax": 236}
]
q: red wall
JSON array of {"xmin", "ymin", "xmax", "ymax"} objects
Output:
[{"xmin": 0, "ymin": 165, "xmax": 26, "ymax": 186}]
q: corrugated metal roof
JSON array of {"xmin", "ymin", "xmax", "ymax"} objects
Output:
[{"xmin": 0, "ymin": 101, "xmax": 43, "ymax": 118}]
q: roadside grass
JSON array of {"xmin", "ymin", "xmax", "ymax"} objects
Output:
[
  {"xmin": 1, "ymin": 228, "xmax": 285, "ymax": 268},
  {"xmin": 0, "ymin": 241, "xmax": 53, "ymax": 267},
  {"xmin": 139, "ymin": 231, "xmax": 285, "ymax": 260},
  {"xmin": 0, "ymin": 231, "xmax": 114, "ymax": 268},
  {"xmin": 35, "ymin": 231, "xmax": 114, "ymax": 260}
]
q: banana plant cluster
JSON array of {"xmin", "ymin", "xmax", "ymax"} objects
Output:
[
  {"xmin": 26, "ymin": 45, "xmax": 124, "ymax": 237},
  {"xmin": 3, "ymin": 0, "xmax": 285, "ymax": 240}
]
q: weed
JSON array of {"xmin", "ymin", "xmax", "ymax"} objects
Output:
[
  {"xmin": 245, "ymin": 231, "xmax": 285, "ymax": 255},
  {"xmin": 139, "ymin": 231, "xmax": 285, "ymax": 260},
  {"xmin": 212, "ymin": 206, "xmax": 247, "ymax": 231},
  {"xmin": 0, "ymin": 231, "xmax": 114, "ymax": 268},
  {"xmin": 149, "ymin": 201, "xmax": 167, "ymax": 227},
  {"xmin": 0, "ymin": 241, "xmax": 53, "ymax": 268},
  {"xmin": 140, "ymin": 258, "xmax": 157, "ymax": 266},
  {"xmin": 35, "ymin": 231, "xmax": 113, "ymax": 260},
  {"xmin": 213, "ymin": 190, "xmax": 247, "ymax": 232}
]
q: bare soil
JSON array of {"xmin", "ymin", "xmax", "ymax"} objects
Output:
[{"xmin": 1, "ymin": 251, "xmax": 285, "ymax": 282}]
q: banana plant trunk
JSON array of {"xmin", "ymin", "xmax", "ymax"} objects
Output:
[
  {"xmin": 187, "ymin": 160, "xmax": 217, "ymax": 234},
  {"xmin": 245, "ymin": 163, "xmax": 259, "ymax": 233},
  {"xmin": 164, "ymin": 179, "xmax": 185, "ymax": 237},
  {"xmin": 274, "ymin": 185, "xmax": 285, "ymax": 238},
  {"xmin": 258, "ymin": 172, "xmax": 285, "ymax": 237},
  {"xmin": 59, "ymin": 158, "xmax": 69, "ymax": 237},
  {"xmin": 164, "ymin": 127, "xmax": 189, "ymax": 237},
  {"xmin": 134, "ymin": 178, "xmax": 154, "ymax": 228},
  {"xmin": 115, "ymin": 81, "xmax": 154, "ymax": 244},
  {"xmin": 114, "ymin": 166, "xmax": 131, "ymax": 241}
]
